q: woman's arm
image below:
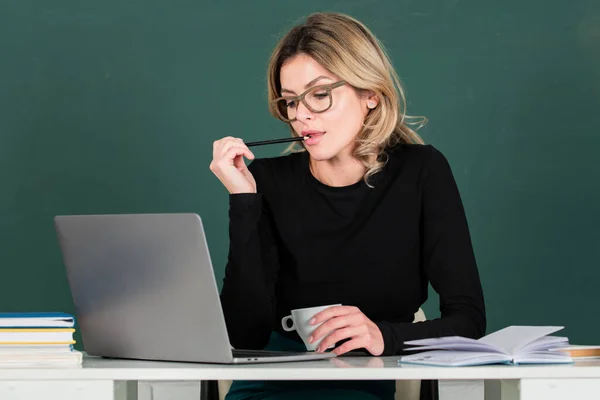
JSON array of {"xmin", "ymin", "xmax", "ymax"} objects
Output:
[
  {"xmin": 219, "ymin": 160, "xmax": 281, "ymax": 350},
  {"xmin": 375, "ymin": 145, "xmax": 486, "ymax": 355}
]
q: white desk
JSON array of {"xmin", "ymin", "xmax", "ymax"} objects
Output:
[{"xmin": 1, "ymin": 355, "xmax": 599, "ymax": 400}]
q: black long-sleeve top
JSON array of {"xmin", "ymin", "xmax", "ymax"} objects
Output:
[{"xmin": 219, "ymin": 143, "xmax": 486, "ymax": 356}]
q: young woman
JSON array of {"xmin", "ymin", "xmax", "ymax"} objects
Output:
[{"xmin": 210, "ymin": 12, "xmax": 486, "ymax": 400}]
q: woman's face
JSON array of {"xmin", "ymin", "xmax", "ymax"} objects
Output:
[{"xmin": 279, "ymin": 54, "xmax": 377, "ymax": 161}]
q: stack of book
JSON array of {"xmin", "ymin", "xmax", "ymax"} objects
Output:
[
  {"xmin": 552, "ymin": 345, "xmax": 600, "ymax": 360},
  {"xmin": 0, "ymin": 312, "xmax": 82, "ymax": 366}
]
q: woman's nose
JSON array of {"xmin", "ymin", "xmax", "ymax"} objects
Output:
[{"xmin": 295, "ymin": 101, "xmax": 313, "ymax": 121}]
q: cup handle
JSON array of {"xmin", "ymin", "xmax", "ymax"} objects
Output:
[{"xmin": 281, "ymin": 315, "xmax": 295, "ymax": 332}]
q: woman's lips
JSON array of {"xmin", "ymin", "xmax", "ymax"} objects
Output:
[{"xmin": 302, "ymin": 131, "xmax": 325, "ymax": 146}]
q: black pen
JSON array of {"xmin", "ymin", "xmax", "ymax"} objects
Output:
[{"xmin": 245, "ymin": 136, "xmax": 309, "ymax": 147}]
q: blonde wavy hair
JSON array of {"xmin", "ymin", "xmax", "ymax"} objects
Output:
[{"xmin": 267, "ymin": 12, "xmax": 427, "ymax": 185}]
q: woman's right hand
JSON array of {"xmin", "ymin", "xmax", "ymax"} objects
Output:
[{"xmin": 209, "ymin": 137, "xmax": 257, "ymax": 194}]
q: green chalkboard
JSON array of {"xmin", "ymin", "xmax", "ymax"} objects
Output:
[{"xmin": 1, "ymin": 0, "xmax": 599, "ymax": 349}]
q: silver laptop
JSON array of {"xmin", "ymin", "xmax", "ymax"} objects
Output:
[{"xmin": 54, "ymin": 213, "xmax": 336, "ymax": 364}]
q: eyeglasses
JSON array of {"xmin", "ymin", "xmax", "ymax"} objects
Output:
[{"xmin": 271, "ymin": 80, "xmax": 347, "ymax": 122}]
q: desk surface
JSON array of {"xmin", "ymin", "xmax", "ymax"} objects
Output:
[{"xmin": 0, "ymin": 356, "xmax": 600, "ymax": 381}]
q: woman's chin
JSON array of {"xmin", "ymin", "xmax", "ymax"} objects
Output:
[
  {"xmin": 305, "ymin": 147, "xmax": 335, "ymax": 161},
  {"xmin": 305, "ymin": 142, "xmax": 355, "ymax": 162}
]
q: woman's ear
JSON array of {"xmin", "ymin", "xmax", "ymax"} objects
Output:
[{"xmin": 364, "ymin": 91, "xmax": 380, "ymax": 110}]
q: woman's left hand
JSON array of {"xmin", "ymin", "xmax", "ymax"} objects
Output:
[{"xmin": 307, "ymin": 305, "xmax": 384, "ymax": 356}]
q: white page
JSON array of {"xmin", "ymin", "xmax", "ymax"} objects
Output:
[
  {"xmin": 520, "ymin": 336, "xmax": 568, "ymax": 352},
  {"xmin": 478, "ymin": 326, "xmax": 564, "ymax": 355},
  {"xmin": 0, "ymin": 332, "xmax": 73, "ymax": 342},
  {"xmin": 405, "ymin": 336, "xmax": 483, "ymax": 346},
  {"xmin": 404, "ymin": 342, "xmax": 505, "ymax": 353},
  {"xmin": 513, "ymin": 351, "xmax": 572, "ymax": 364},
  {"xmin": 401, "ymin": 350, "xmax": 511, "ymax": 367},
  {"xmin": 479, "ymin": 325, "xmax": 563, "ymax": 355},
  {"xmin": 554, "ymin": 345, "xmax": 600, "ymax": 350},
  {"xmin": 0, "ymin": 318, "xmax": 73, "ymax": 327},
  {"xmin": 404, "ymin": 326, "xmax": 567, "ymax": 358}
]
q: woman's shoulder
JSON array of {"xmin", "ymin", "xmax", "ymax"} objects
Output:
[
  {"xmin": 386, "ymin": 142, "xmax": 443, "ymax": 160},
  {"xmin": 385, "ymin": 143, "xmax": 449, "ymax": 170}
]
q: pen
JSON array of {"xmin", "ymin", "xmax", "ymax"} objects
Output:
[{"xmin": 245, "ymin": 136, "xmax": 309, "ymax": 147}]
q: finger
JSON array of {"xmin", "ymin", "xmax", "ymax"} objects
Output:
[
  {"xmin": 233, "ymin": 152, "xmax": 254, "ymax": 171},
  {"xmin": 228, "ymin": 137, "xmax": 245, "ymax": 149},
  {"xmin": 316, "ymin": 325, "xmax": 367, "ymax": 352},
  {"xmin": 219, "ymin": 142, "xmax": 255, "ymax": 161},
  {"xmin": 221, "ymin": 147, "xmax": 254, "ymax": 166},
  {"xmin": 332, "ymin": 337, "xmax": 370, "ymax": 356},
  {"xmin": 213, "ymin": 137, "xmax": 234, "ymax": 159},
  {"xmin": 311, "ymin": 306, "xmax": 360, "ymax": 325},
  {"xmin": 212, "ymin": 148, "xmax": 251, "ymax": 173},
  {"xmin": 215, "ymin": 137, "xmax": 243, "ymax": 155},
  {"xmin": 310, "ymin": 313, "xmax": 365, "ymax": 343},
  {"xmin": 233, "ymin": 146, "xmax": 255, "ymax": 163},
  {"xmin": 215, "ymin": 139, "xmax": 238, "ymax": 155}
]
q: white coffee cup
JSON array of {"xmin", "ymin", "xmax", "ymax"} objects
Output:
[{"xmin": 281, "ymin": 304, "xmax": 341, "ymax": 351}]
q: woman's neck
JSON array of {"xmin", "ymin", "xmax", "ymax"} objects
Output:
[{"xmin": 309, "ymin": 156, "xmax": 366, "ymax": 187}]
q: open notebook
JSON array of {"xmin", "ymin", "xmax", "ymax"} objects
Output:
[{"xmin": 399, "ymin": 326, "xmax": 573, "ymax": 366}]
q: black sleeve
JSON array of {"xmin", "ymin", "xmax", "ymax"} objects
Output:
[
  {"xmin": 375, "ymin": 146, "xmax": 486, "ymax": 355},
  {"xmin": 219, "ymin": 160, "xmax": 281, "ymax": 350}
]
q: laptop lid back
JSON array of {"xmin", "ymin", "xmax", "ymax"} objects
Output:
[{"xmin": 55, "ymin": 213, "xmax": 234, "ymax": 363}]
